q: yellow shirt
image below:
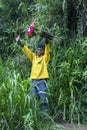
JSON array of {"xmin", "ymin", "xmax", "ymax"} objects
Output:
[{"xmin": 22, "ymin": 43, "xmax": 50, "ymax": 79}]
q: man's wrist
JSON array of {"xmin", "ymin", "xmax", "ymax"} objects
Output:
[
  {"xmin": 17, "ymin": 40, "xmax": 24, "ymax": 47},
  {"xmin": 45, "ymin": 38, "xmax": 49, "ymax": 44}
]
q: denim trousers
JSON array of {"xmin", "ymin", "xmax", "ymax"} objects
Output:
[{"xmin": 31, "ymin": 79, "xmax": 49, "ymax": 111}]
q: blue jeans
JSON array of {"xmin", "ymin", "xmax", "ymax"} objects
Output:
[{"xmin": 31, "ymin": 79, "xmax": 49, "ymax": 111}]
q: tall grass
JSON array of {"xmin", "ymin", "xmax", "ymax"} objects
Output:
[
  {"xmin": 0, "ymin": 57, "xmax": 63, "ymax": 130},
  {"xmin": 49, "ymin": 37, "xmax": 87, "ymax": 124}
]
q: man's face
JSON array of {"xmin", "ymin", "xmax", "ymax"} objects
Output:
[{"xmin": 37, "ymin": 48, "xmax": 44, "ymax": 57}]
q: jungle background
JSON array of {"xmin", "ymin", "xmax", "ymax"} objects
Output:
[{"xmin": 0, "ymin": 0, "xmax": 87, "ymax": 130}]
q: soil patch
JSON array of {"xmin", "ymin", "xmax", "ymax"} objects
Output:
[{"xmin": 63, "ymin": 124, "xmax": 87, "ymax": 130}]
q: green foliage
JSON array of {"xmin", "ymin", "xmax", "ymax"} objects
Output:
[
  {"xmin": 49, "ymin": 38, "xmax": 87, "ymax": 123},
  {"xmin": 0, "ymin": 0, "xmax": 87, "ymax": 129}
]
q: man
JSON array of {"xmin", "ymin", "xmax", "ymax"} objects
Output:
[{"xmin": 15, "ymin": 35, "xmax": 50, "ymax": 111}]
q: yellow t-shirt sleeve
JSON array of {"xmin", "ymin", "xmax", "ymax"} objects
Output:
[
  {"xmin": 22, "ymin": 45, "xmax": 34, "ymax": 62},
  {"xmin": 45, "ymin": 43, "xmax": 50, "ymax": 64}
]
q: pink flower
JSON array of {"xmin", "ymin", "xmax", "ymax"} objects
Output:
[{"xmin": 27, "ymin": 22, "xmax": 35, "ymax": 37}]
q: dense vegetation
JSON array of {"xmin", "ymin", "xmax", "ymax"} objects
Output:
[{"xmin": 0, "ymin": 0, "xmax": 87, "ymax": 130}]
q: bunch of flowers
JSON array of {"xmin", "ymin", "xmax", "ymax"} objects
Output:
[
  {"xmin": 27, "ymin": 22, "xmax": 53, "ymax": 40},
  {"xmin": 27, "ymin": 22, "xmax": 35, "ymax": 37}
]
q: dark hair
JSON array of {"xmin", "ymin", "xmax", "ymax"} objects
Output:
[{"xmin": 37, "ymin": 44, "xmax": 45, "ymax": 50}]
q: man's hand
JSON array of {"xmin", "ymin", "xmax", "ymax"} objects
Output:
[
  {"xmin": 14, "ymin": 34, "xmax": 24, "ymax": 47},
  {"xmin": 14, "ymin": 35, "xmax": 20, "ymax": 42},
  {"xmin": 40, "ymin": 31, "xmax": 53, "ymax": 40}
]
